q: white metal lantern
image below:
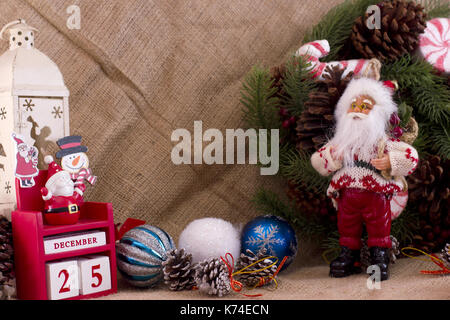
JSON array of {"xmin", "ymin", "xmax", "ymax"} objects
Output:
[{"xmin": 0, "ymin": 19, "xmax": 70, "ymax": 217}]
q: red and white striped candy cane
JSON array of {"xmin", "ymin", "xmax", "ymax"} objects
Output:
[
  {"xmin": 295, "ymin": 40, "xmax": 372, "ymax": 80},
  {"xmin": 71, "ymin": 168, "xmax": 97, "ymax": 186}
]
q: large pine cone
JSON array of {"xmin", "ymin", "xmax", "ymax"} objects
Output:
[
  {"xmin": 0, "ymin": 216, "xmax": 15, "ymax": 300},
  {"xmin": 286, "ymin": 180, "xmax": 337, "ymax": 224},
  {"xmin": 235, "ymin": 248, "xmax": 278, "ymax": 287},
  {"xmin": 296, "ymin": 65, "xmax": 353, "ymax": 153},
  {"xmin": 162, "ymin": 248, "xmax": 196, "ymax": 291},
  {"xmin": 407, "ymin": 155, "xmax": 450, "ymax": 252},
  {"xmin": 351, "ymin": 0, "xmax": 426, "ymax": 61},
  {"xmin": 194, "ymin": 258, "xmax": 230, "ymax": 297}
]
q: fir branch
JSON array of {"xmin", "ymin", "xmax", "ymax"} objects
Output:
[
  {"xmin": 241, "ymin": 65, "xmax": 280, "ymax": 130},
  {"xmin": 422, "ymin": 0, "xmax": 450, "ymax": 20},
  {"xmin": 390, "ymin": 207, "xmax": 420, "ymax": 247},
  {"xmin": 303, "ymin": 0, "xmax": 379, "ymax": 62},
  {"xmin": 417, "ymin": 122, "xmax": 450, "ymax": 159},
  {"xmin": 281, "ymin": 55, "xmax": 317, "ymax": 117},
  {"xmin": 279, "ymin": 146, "xmax": 331, "ymax": 194},
  {"xmin": 321, "ymin": 230, "xmax": 340, "ymax": 251},
  {"xmin": 381, "ymin": 55, "xmax": 450, "ymax": 125},
  {"xmin": 412, "ymin": 123, "xmax": 431, "ymax": 159},
  {"xmin": 381, "ymin": 54, "xmax": 436, "ymax": 88},
  {"xmin": 252, "ymin": 188, "xmax": 329, "ymax": 240},
  {"xmin": 410, "ymin": 82, "xmax": 450, "ymax": 125}
]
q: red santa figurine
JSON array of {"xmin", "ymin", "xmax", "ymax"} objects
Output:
[
  {"xmin": 41, "ymin": 155, "xmax": 85, "ymax": 225},
  {"xmin": 311, "ymin": 77, "xmax": 419, "ymax": 281},
  {"xmin": 12, "ymin": 133, "xmax": 39, "ymax": 188}
]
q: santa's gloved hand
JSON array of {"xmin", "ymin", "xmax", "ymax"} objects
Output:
[
  {"xmin": 41, "ymin": 187, "xmax": 52, "ymax": 201},
  {"xmin": 74, "ymin": 183, "xmax": 86, "ymax": 196}
]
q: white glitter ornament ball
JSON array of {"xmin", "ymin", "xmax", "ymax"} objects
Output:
[{"xmin": 178, "ymin": 217, "xmax": 241, "ymax": 264}]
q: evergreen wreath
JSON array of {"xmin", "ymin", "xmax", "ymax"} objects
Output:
[{"xmin": 241, "ymin": 0, "xmax": 450, "ymax": 256}]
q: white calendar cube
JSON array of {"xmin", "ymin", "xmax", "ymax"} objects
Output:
[
  {"xmin": 77, "ymin": 255, "xmax": 111, "ymax": 295},
  {"xmin": 45, "ymin": 260, "xmax": 79, "ymax": 300}
]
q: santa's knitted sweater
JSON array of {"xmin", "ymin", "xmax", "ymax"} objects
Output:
[{"xmin": 311, "ymin": 138, "xmax": 419, "ymax": 198}]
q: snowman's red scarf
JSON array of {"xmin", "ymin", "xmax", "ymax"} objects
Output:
[{"xmin": 71, "ymin": 168, "xmax": 97, "ymax": 185}]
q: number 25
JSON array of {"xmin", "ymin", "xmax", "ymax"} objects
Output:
[{"xmin": 91, "ymin": 264, "xmax": 102, "ymax": 288}]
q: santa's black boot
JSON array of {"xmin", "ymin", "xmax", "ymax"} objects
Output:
[
  {"xmin": 369, "ymin": 247, "xmax": 390, "ymax": 281},
  {"xmin": 329, "ymin": 246, "xmax": 362, "ymax": 278}
]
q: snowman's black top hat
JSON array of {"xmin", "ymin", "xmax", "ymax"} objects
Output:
[{"xmin": 56, "ymin": 135, "xmax": 88, "ymax": 159}]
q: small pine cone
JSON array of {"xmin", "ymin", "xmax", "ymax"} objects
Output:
[
  {"xmin": 0, "ymin": 277, "xmax": 15, "ymax": 300},
  {"xmin": 390, "ymin": 236, "xmax": 400, "ymax": 264},
  {"xmin": 270, "ymin": 63, "xmax": 287, "ymax": 97},
  {"xmin": 194, "ymin": 258, "xmax": 231, "ymax": 297},
  {"xmin": 235, "ymin": 248, "xmax": 277, "ymax": 287},
  {"xmin": 351, "ymin": 0, "xmax": 426, "ymax": 61},
  {"xmin": 269, "ymin": 63, "xmax": 298, "ymax": 145},
  {"xmin": 162, "ymin": 248, "xmax": 196, "ymax": 291},
  {"xmin": 360, "ymin": 236, "xmax": 400, "ymax": 267},
  {"xmin": 0, "ymin": 216, "xmax": 15, "ymax": 300},
  {"xmin": 441, "ymin": 243, "xmax": 450, "ymax": 269}
]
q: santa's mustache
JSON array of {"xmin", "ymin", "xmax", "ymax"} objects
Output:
[{"xmin": 346, "ymin": 112, "xmax": 368, "ymax": 120}]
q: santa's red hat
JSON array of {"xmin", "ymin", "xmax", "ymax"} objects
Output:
[
  {"xmin": 12, "ymin": 133, "xmax": 25, "ymax": 147},
  {"xmin": 44, "ymin": 155, "xmax": 70, "ymax": 189}
]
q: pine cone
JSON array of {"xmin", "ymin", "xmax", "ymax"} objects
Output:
[
  {"xmin": 361, "ymin": 236, "xmax": 400, "ymax": 267},
  {"xmin": 269, "ymin": 63, "xmax": 298, "ymax": 145},
  {"xmin": 407, "ymin": 155, "xmax": 450, "ymax": 253},
  {"xmin": 235, "ymin": 248, "xmax": 277, "ymax": 287},
  {"xmin": 286, "ymin": 180, "xmax": 337, "ymax": 223},
  {"xmin": 295, "ymin": 65, "xmax": 353, "ymax": 153},
  {"xmin": 270, "ymin": 63, "xmax": 286, "ymax": 98},
  {"xmin": 194, "ymin": 258, "xmax": 231, "ymax": 297},
  {"xmin": 351, "ymin": 0, "xmax": 427, "ymax": 61},
  {"xmin": 162, "ymin": 248, "xmax": 196, "ymax": 291},
  {"xmin": 441, "ymin": 243, "xmax": 450, "ymax": 269},
  {"xmin": 0, "ymin": 216, "xmax": 15, "ymax": 300}
]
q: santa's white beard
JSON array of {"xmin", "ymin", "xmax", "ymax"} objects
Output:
[
  {"xmin": 19, "ymin": 149, "xmax": 28, "ymax": 158},
  {"xmin": 329, "ymin": 108, "xmax": 388, "ymax": 167},
  {"xmin": 49, "ymin": 176, "xmax": 75, "ymax": 197}
]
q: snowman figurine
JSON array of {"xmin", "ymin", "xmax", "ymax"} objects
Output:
[{"xmin": 56, "ymin": 135, "xmax": 97, "ymax": 188}]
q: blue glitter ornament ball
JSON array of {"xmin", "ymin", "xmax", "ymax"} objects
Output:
[
  {"xmin": 116, "ymin": 224, "xmax": 175, "ymax": 287},
  {"xmin": 241, "ymin": 215, "xmax": 298, "ymax": 271}
]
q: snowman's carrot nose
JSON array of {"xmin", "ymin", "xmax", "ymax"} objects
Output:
[{"xmin": 72, "ymin": 156, "xmax": 81, "ymax": 166}]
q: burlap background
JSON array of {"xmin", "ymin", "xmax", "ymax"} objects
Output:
[{"xmin": 1, "ymin": 0, "xmax": 448, "ymax": 300}]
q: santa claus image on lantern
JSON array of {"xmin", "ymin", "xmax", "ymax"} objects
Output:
[
  {"xmin": 56, "ymin": 135, "xmax": 97, "ymax": 187},
  {"xmin": 311, "ymin": 77, "xmax": 419, "ymax": 281},
  {"xmin": 41, "ymin": 155, "xmax": 85, "ymax": 225},
  {"xmin": 12, "ymin": 133, "xmax": 39, "ymax": 188}
]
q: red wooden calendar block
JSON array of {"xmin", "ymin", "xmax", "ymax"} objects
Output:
[
  {"xmin": 78, "ymin": 255, "xmax": 111, "ymax": 295},
  {"xmin": 46, "ymin": 259, "xmax": 79, "ymax": 300},
  {"xmin": 11, "ymin": 170, "xmax": 117, "ymax": 300}
]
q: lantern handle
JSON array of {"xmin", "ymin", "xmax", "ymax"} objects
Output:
[{"xmin": 0, "ymin": 19, "xmax": 38, "ymax": 40}]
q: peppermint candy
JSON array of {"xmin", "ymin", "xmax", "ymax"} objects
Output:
[{"xmin": 418, "ymin": 18, "xmax": 450, "ymax": 75}]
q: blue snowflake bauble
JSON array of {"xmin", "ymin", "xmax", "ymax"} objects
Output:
[{"xmin": 241, "ymin": 215, "xmax": 298, "ymax": 272}]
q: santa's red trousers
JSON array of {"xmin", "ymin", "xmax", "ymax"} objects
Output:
[{"xmin": 337, "ymin": 188, "xmax": 392, "ymax": 250}]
